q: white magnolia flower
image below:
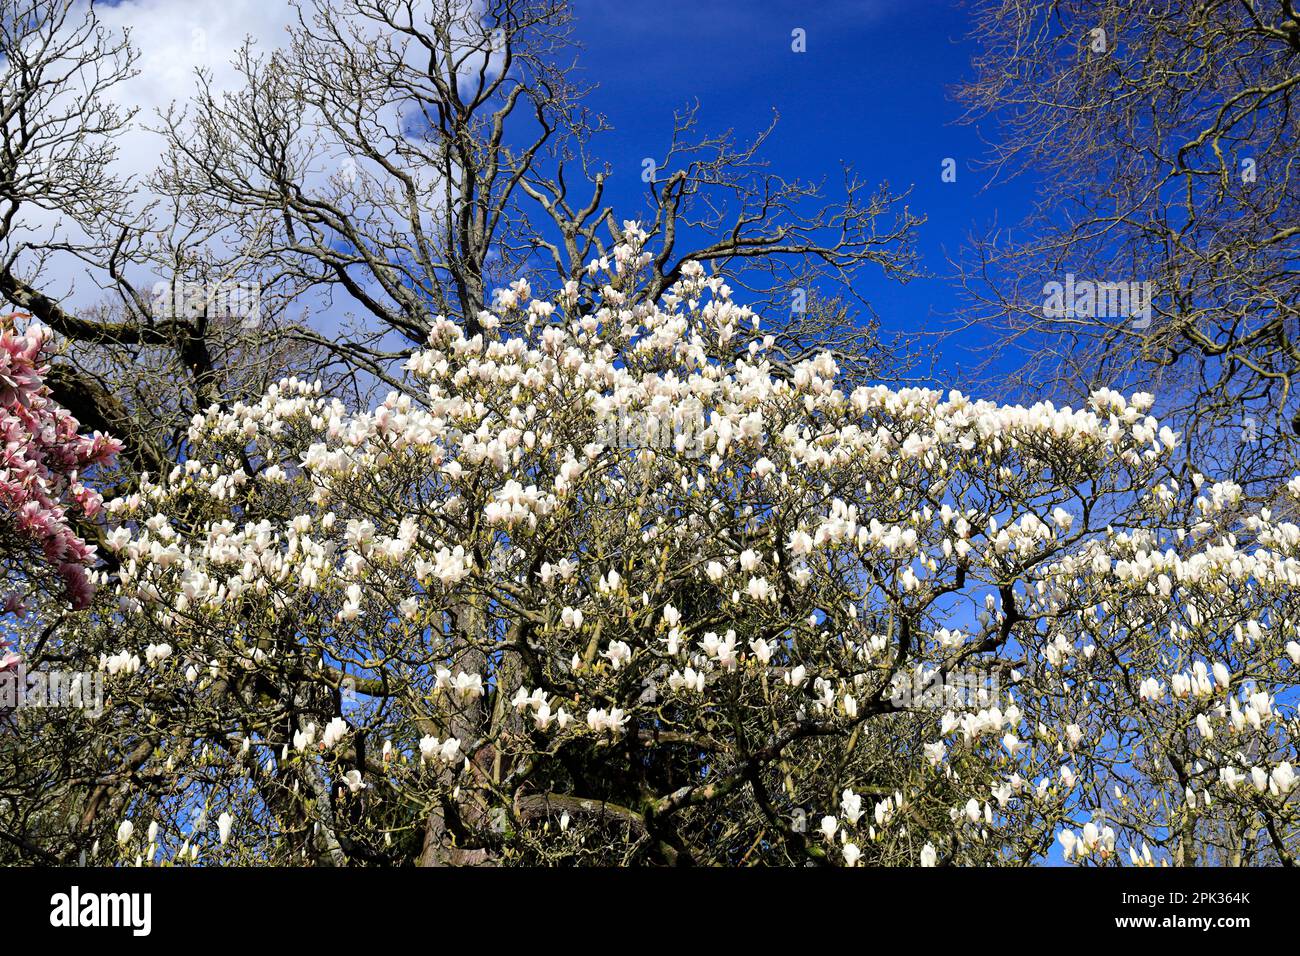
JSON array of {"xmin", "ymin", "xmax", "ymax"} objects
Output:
[
  {"xmin": 145, "ymin": 643, "xmax": 173, "ymax": 665},
  {"xmin": 586, "ymin": 707, "xmax": 628, "ymax": 736},
  {"xmin": 321, "ymin": 717, "xmax": 349, "ymax": 750},
  {"xmin": 294, "ymin": 722, "xmax": 318, "ymax": 752},
  {"xmin": 450, "ymin": 672, "xmax": 484, "ymax": 699},
  {"xmin": 603, "ymin": 641, "xmax": 633, "ymax": 670},
  {"xmin": 840, "ymin": 789, "xmax": 864, "ymax": 825}
]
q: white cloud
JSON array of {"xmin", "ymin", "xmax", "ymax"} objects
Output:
[
  {"xmin": 15, "ymin": 0, "xmax": 497, "ymax": 344},
  {"xmin": 96, "ymin": 0, "xmax": 293, "ymax": 119},
  {"xmin": 9, "ymin": 1, "xmax": 295, "ymax": 306}
]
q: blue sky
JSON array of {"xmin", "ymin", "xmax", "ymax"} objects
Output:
[
  {"xmin": 565, "ymin": 3, "xmax": 1080, "ymax": 861},
  {"xmin": 70, "ymin": 0, "xmax": 1036, "ymax": 395},
  {"xmin": 565, "ymin": 0, "xmax": 1037, "ymax": 388}
]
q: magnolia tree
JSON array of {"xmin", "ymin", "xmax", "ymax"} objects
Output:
[
  {"xmin": 53, "ymin": 233, "xmax": 1298, "ymax": 867},
  {"xmin": 0, "ymin": 315, "xmax": 120, "ymax": 673}
]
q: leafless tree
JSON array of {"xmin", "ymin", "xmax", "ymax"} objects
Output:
[{"xmin": 955, "ymin": 0, "xmax": 1300, "ymax": 496}]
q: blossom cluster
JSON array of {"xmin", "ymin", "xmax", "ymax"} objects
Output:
[
  {"xmin": 88, "ymin": 234, "xmax": 1300, "ymax": 866},
  {"xmin": 0, "ymin": 317, "xmax": 120, "ymax": 671}
]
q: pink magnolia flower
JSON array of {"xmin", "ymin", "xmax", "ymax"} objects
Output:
[
  {"xmin": 0, "ymin": 315, "xmax": 120, "ymax": 612},
  {"xmin": 0, "ymin": 636, "xmax": 17, "ymax": 672}
]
